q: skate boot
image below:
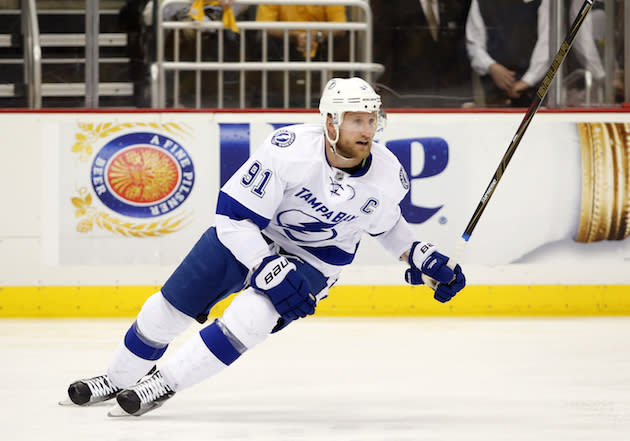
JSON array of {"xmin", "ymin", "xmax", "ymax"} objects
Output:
[
  {"xmin": 62, "ymin": 366, "xmax": 156, "ymax": 407},
  {"xmin": 66, "ymin": 374, "xmax": 121, "ymax": 406},
  {"xmin": 109, "ymin": 370, "xmax": 175, "ymax": 417}
]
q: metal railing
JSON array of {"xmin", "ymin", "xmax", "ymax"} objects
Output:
[
  {"xmin": 544, "ymin": 0, "xmax": 628, "ymax": 107},
  {"xmin": 561, "ymin": 68, "xmax": 603, "ymax": 106},
  {"xmin": 21, "ymin": 0, "xmax": 41, "ymax": 108},
  {"xmin": 153, "ymin": 0, "xmax": 384, "ymax": 108}
]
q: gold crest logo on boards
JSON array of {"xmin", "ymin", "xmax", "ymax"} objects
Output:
[{"xmin": 70, "ymin": 122, "xmax": 195, "ymax": 237}]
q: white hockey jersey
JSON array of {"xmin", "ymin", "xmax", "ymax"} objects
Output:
[{"xmin": 215, "ymin": 123, "xmax": 415, "ymax": 280}]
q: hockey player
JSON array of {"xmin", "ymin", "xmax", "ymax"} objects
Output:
[{"xmin": 63, "ymin": 77, "xmax": 466, "ymax": 417}]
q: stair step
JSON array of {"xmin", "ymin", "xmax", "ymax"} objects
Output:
[
  {"xmin": 41, "ymin": 82, "xmax": 133, "ymax": 97},
  {"xmin": 0, "ymin": 58, "xmax": 24, "ymax": 64},
  {"xmin": 0, "ymin": 83, "xmax": 17, "ymax": 97},
  {"xmin": 0, "ymin": 8, "xmax": 119, "ymax": 15},
  {"xmin": 0, "ymin": 35, "xmax": 17, "ymax": 48},
  {"xmin": 38, "ymin": 9, "xmax": 120, "ymax": 15},
  {"xmin": 34, "ymin": 0, "xmax": 126, "ymax": 10},
  {"xmin": 0, "ymin": 2, "xmax": 135, "ymax": 107},
  {"xmin": 41, "ymin": 57, "xmax": 131, "ymax": 64},
  {"xmin": 39, "ymin": 46, "xmax": 129, "ymax": 57},
  {"xmin": 40, "ymin": 33, "xmax": 127, "ymax": 47}
]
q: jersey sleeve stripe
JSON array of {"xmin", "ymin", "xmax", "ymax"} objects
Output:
[{"xmin": 216, "ymin": 191, "xmax": 270, "ymax": 230}]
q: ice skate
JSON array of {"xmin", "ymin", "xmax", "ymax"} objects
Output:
[
  {"xmin": 60, "ymin": 374, "xmax": 121, "ymax": 406},
  {"xmin": 60, "ymin": 366, "xmax": 157, "ymax": 407},
  {"xmin": 108, "ymin": 370, "xmax": 175, "ymax": 417}
]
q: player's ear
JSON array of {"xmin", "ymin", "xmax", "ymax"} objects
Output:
[{"xmin": 325, "ymin": 114, "xmax": 335, "ymax": 135}]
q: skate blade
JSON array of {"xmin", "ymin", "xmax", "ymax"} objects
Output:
[
  {"xmin": 107, "ymin": 402, "xmax": 163, "ymax": 418},
  {"xmin": 59, "ymin": 398, "xmax": 114, "ymax": 407},
  {"xmin": 107, "ymin": 403, "xmax": 134, "ymax": 417}
]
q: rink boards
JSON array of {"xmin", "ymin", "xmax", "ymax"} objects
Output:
[
  {"xmin": 0, "ymin": 109, "xmax": 629, "ymax": 317},
  {"xmin": 1, "ymin": 284, "xmax": 630, "ymax": 317}
]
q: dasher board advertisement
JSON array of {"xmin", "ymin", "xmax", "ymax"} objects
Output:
[{"xmin": 0, "ymin": 110, "xmax": 625, "ymax": 286}]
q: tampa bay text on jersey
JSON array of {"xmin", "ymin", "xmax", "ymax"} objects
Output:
[{"xmin": 218, "ymin": 123, "xmax": 449, "ymax": 225}]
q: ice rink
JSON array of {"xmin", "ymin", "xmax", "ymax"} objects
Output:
[{"xmin": 1, "ymin": 317, "xmax": 629, "ymax": 441}]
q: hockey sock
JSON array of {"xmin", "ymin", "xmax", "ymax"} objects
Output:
[
  {"xmin": 124, "ymin": 321, "xmax": 169, "ymax": 360},
  {"xmin": 159, "ymin": 289, "xmax": 279, "ymax": 392},
  {"xmin": 107, "ymin": 322, "xmax": 167, "ymax": 389},
  {"xmin": 160, "ymin": 319, "xmax": 244, "ymax": 391}
]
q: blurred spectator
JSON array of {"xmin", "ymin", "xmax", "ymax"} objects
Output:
[
  {"xmin": 120, "ymin": 0, "xmax": 248, "ymax": 107},
  {"xmin": 372, "ymin": 0, "xmax": 472, "ymax": 108},
  {"xmin": 466, "ymin": 0, "xmax": 550, "ymax": 107},
  {"xmin": 582, "ymin": 0, "xmax": 624, "ymax": 103},
  {"xmin": 562, "ymin": 0, "xmax": 605, "ymax": 105},
  {"xmin": 567, "ymin": 0, "xmax": 605, "ymax": 81},
  {"xmin": 255, "ymin": 4, "xmax": 347, "ymax": 107},
  {"xmin": 613, "ymin": 0, "xmax": 625, "ymax": 102},
  {"xmin": 144, "ymin": 0, "xmax": 250, "ymax": 107},
  {"xmin": 119, "ymin": 0, "xmax": 248, "ymax": 107},
  {"xmin": 142, "ymin": 0, "xmax": 244, "ymax": 30},
  {"xmin": 256, "ymin": 4, "xmax": 346, "ymax": 60}
]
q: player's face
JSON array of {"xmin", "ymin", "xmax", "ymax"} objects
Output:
[{"xmin": 335, "ymin": 111, "xmax": 378, "ymax": 161}]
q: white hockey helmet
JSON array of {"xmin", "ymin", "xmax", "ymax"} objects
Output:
[
  {"xmin": 319, "ymin": 77, "xmax": 381, "ymax": 126},
  {"xmin": 319, "ymin": 77, "xmax": 383, "ymax": 152}
]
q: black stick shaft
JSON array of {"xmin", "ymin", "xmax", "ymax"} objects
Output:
[{"xmin": 461, "ymin": 0, "xmax": 594, "ymax": 241}]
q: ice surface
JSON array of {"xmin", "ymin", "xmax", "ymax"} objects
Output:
[{"xmin": 1, "ymin": 317, "xmax": 629, "ymax": 441}]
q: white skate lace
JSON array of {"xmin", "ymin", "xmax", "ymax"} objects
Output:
[
  {"xmin": 85, "ymin": 375, "xmax": 119, "ymax": 398},
  {"xmin": 133, "ymin": 373, "xmax": 173, "ymax": 405}
]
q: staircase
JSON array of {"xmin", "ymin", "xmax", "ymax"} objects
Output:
[
  {"xmin": 0, "ymin": 6, "xmax": 25, "ymax": 107},
  {"xmin": 0, "ymin": 0, "xmax": 137, "ymax": 108}
]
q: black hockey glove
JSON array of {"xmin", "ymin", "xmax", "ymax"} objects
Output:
[
  {"xmin": 251, "ymin": 255, "xmax": 316, "ymax": 321},
  {"xmin": 405, "ymin": 241, "xmax": 466, "ymax": 303}
]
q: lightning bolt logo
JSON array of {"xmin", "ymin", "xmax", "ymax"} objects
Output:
[{"xmin": 276, "ymin": 210, "xmax": 339, "ymax": 243}]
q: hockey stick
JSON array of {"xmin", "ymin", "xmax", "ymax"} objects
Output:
[{"xmin": 459, "ymin": 0, "xmax": 594, "ymax": 248}]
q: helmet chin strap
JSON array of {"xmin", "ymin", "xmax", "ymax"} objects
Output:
[{"xmin": 325, "ymin": 120, "xmax": 355, "ymax": 162}]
